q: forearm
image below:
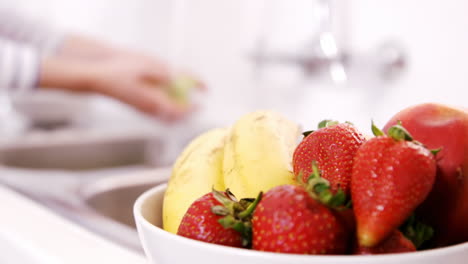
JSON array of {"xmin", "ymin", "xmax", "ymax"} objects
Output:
[
  {"xmin": 56, "ymin": 34, "xmax": 118, "ymax": 59},
  {"xmin": 0, "ymin": 37, "xmax": 99, "ymax": 93},
  {"xmin": 38, "ymin": 56, "xmax": 95, "ymax": 92}
]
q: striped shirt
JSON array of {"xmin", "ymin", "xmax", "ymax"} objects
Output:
[{"xmin": 0, "ymin": 8, "xmax": 63, "ymax": 93}]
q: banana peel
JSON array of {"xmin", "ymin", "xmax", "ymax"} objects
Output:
[
  {"xmin": 223, "ymin": 111, "xmax": 301, "ymax": 198},
  {"xmin": 162, "ymin": 128, "xmax": 229, "ymax": 233}
]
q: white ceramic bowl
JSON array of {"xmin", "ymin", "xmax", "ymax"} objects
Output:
[{"xmin": 134, "ymin": 184, "xmax": 468, "ymax": 264}]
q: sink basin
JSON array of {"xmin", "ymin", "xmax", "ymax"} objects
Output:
[
  {"xmin": 0, "ymin": 137, "xmax": 150, "ymax": 170},
  {"xmin": 76, "ymin": 168, "xmax": 171, "ymax": 252},
  {"xmin": 0, "ymin": 166, "xmax": 171, "ymax": 254},
  {"xmin": 82, "ymin": 171, "xmax": 170, "ymax": 228},
  {"xmin": 34, "ymin": 168, "xmax": 172, "ymax": 253}
]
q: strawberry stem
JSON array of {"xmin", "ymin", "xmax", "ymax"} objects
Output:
[
  {"xmin": 305, "ymin": 161, "xmax": 347, "ymax": 208},
  {"xmin": 238, "ymin": 191, "xmax": 263, "ymax": 219},
  {"xmin": 212, "ymin": 188, "xmax": 261, "ymax": 248}
]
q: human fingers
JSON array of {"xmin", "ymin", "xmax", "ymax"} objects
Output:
[
  {"xmin": 124, "ymin": 83, "xmax": 194, "ymax": 121},
  {"xmin": 140, "ymin": 58, "xmax": 171, "ymax": 85},
  {"xmin": 178, "ymin": 71, "xmax": 207, "ymax": 92}
]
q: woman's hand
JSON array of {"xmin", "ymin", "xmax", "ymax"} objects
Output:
[{"xmin": 38, "ymin": 35, "xmax": 202, "ymax": 121}]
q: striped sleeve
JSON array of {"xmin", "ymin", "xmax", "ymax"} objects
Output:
[
  {"xmin": 0, "ymin": 8, "xmax": 64, "ymax": 55},
  {"xmin": 0, "ymin": 38, "xmax": 39, "ymax": 93}
]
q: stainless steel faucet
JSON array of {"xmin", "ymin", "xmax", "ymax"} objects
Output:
[{"xmin": 250, "ymin": 0, "xmax": 406, "ymax": 84}]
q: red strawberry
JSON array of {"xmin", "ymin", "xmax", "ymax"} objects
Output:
[
  {"xmin": 293, "ymin": 121, "xmax": 366, "ymax": 195},
  {"xmin": 354, "ymin": 230, "xmax": 416, "ymax": 255},
  {"xmin": 351, "ymin": 123, "xmax": 437, "ymax": 247},
  {"xmin": 177, "ymin": 190, "xmax": 260, "ymax": 248},
  {"xmin": 335, "ymin": 208, "xmax": 356, "ymax": 236},
  {"xmin": 252, "ymin": 184, "xmax": 349, "ymax": 254},
  {"xmin": 383, "ymin": 103, "xmax": 468, "ymax": 246}
]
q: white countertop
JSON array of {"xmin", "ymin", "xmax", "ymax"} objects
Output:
[{"xmin": 0, "ymin": 182, "xmax": 147, "ymax": 264}]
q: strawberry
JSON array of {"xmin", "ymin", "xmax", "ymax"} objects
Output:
[
  {"xmin": 293, "ymin": 120, "xmax": 366, "ymax": 195},
  {"xmin": 351, "ymin": 122, "xmax": 437, "ymax": 247},
  {"xmin": 383, "ymin": 103, "xmax": 468, "ymax": 246},
  {"xmin": 177, "ymin": 189, "xmax": 261, "ymax": 248},
  {"xmin": 335, "ymin": 208, "xmax": 356, "ymax": 236},
  {"xmin": 252, "ymin": 184, "xmax": 349, "ymax": 254},
  {"xmin": 354, "ymin": 230, "xmax": 416, "ymax": 255}
]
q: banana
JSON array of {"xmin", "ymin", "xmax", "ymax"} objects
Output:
[
  {"xmin": 223, "ymin": 110, "xmax": 301, "ymax": 198},
  {"xmin": 162, "ymin": 128, "xmax": 229, "ymax": 234}
]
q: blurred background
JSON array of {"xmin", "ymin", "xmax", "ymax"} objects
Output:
[{"xmin": 0, "ymin": 0, "xmax": 467, "ymax": 169}]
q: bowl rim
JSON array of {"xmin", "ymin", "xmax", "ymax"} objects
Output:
[{"xmin": 134, "ymin": 184, "xmax": 468, "ymax": 262}]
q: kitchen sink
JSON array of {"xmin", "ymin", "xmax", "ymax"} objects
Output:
[
  {"xmin": 84, "ymin": 180, "xmax": 154, "ymax": 229},
  {"xmin": 0, "ymin": 134, "xmax": 158, "ymax": 170},
  {"xmin": 81, "ymin": 169, "xmax": 170, "ymax": 229},
  {"xmin": 77, "ymin": 168, "xmax": 171, "ymax": 252},
  {"xmin": 0, "ymin": 166, "xmax": 171, "ymax": 254},
  {"xmin": 0, "ymin": 115, "xmax": 212, "ymax": 254}
]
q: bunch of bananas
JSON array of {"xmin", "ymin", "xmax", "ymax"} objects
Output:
[{"xmin": 162, "ymin": 111, "xmax": 301, "ymax": 233}]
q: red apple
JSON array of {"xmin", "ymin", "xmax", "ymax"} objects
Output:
[{"xmin": 383, "ymin": 102, "xmax": 468, "ymax": 247}]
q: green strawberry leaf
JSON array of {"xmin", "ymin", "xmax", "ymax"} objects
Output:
[
  {"xmin": 225, "ymin": 188, "xmax": 238, "ymax": 201},
  {"xmin": 211, "ymin": 205, "xmax": 230, "ymax": 216},
  {"xmin": 371, "ymin": 121, "xmax": 385, "ymax": 136},
  {"xmin": 214, "ymin": 189, "xmax": 262, "ymax": 248},
  {"xmin": 218, "ymin": 214, "xmax": 237, "ymax": 228},
  {"xmin": 313, "ymin": 182, "xmax": 329, "ymax": 194},
  {"xmin": 430, "ymin": 148, "xmax": 442, "ymax": 155},
  {"xmin": 212, "ymin": 188, "xmax": 236, "ymax": 206},
  {"xmin": 305, "ymin": 161, "xmax": 347, "ymax": 208},
  {"xmin": 302, "ymin": 130, "xmax": 314, "ymax": 137},
  {"xmin": 318, "ymin": 119, "xmax": 339, "ymax": 129},
  {"xmin": 387, "ymin": 122, "xmax": 414, "ymax": 141},
  {"xmin": 400, "ymin": 214, "xmax": 434, "ymax": 249},
  {"xmin": 326, "ymin": 189, "xmax": 346, "ymax": 208}
]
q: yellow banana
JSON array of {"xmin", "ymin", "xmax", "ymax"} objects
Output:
[
  {"xmin": 162, "ymin": 128, "xmax": 229, "ymax": 233},
  {"xmin": 223, "ymin": 110, "xmax": 301, "ymax": 198}
]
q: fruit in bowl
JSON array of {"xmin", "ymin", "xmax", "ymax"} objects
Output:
[
  {"xmin": 163, "ymin": 111, "xmax": 300, "ymax": 234},
  {"xmin": 134, "ymin": 105, "xmax": 468, "ymax": 264},
  {"xmin": 134, "ymin": 184, "xmax": 468, "ymax": 264},
  {"xmin": 383, "ymin": 103, "xmax": 468, "ymax": 246}
]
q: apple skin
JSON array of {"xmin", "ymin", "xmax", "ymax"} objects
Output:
[{"xmin": 383, "ymin": 103, "xmax": 468, "ymax": 247}]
